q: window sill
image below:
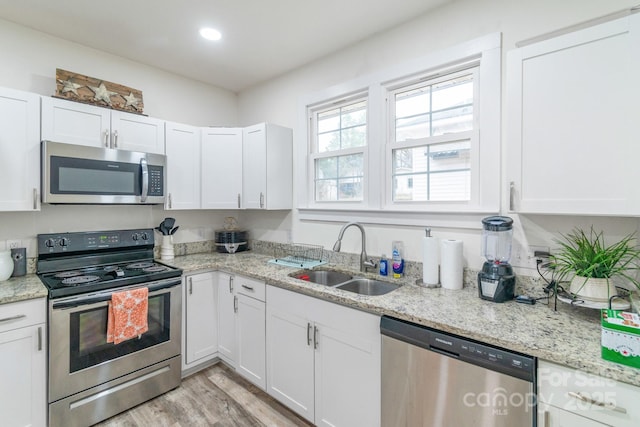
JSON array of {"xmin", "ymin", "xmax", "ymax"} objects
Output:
[{"xmin": 297, "ymin": 207, "xmax": 497, "ymax": 229}]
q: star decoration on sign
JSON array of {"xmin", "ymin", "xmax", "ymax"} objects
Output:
[
  {"xmin": 124, "ymin": 92, "xmax": 141, "ymax": 110},
  {"xmin": 89, "ymin": 82, "xmax": 117, "ymax": 105},
  {"xmin": 58, "ymin": 79, "xmax": 82, "ymax": 96}
]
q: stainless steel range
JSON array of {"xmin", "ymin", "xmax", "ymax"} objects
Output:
[{"xmin": 37, "ymin": 228, "xmax": 183, "ymax": 427}]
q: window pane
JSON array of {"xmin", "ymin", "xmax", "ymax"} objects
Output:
[
  {"xmin": 318, "ymin": 131, "xmax": 341, "ymax": 153},
  {"xmin": 396, "ymin": 88, "xmax": 430, "ymax": 118},
  {"xmin": 396, "ymin": 114, "xmax": 430, "ymax": 143},
  {"xmin": 392, "ymin": 140, "xmax": 471, "ymax": 202},
  {"xmin": 432, "ymin": 75, "xmax": 473, "ymax": 112},
  {"xmin": 341, "ymin": 124, "xmax": 366, "ymax": 149},
  {"xmin": 315, "ymin": 154, "xmax": 364, "ymax": 202},
  {"xmin": 316, "ymin": 100, "xmax": 367, "ymax": 153},
  {"xmin": 432, "ymin": 106, "xmax": 473, "ymax": 136}
]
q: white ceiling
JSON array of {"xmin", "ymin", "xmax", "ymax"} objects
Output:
[{"xmin": 0, "ymin": 0, "xmax": 451, "ymax": 92}]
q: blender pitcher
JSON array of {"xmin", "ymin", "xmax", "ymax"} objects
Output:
[{"xmin": 478, "ymin": 216, "xmax": 516, "ymax": 302}]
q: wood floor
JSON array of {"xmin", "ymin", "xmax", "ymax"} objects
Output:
[{"xmin": 94, "ymin": 363, "xmax": 314, "ymax": 427}]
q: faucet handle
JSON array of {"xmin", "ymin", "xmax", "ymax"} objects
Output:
[{"xmin": 364, "ymin": 259, "xmax": 377, "ymax": 271}]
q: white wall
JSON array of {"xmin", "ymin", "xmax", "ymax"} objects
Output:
[
  {"xmin": 0, "ymin": 17, "xmax": 241, "ymax": 256},
  {"xmin": 237, "ymin": 0, "xmax": 640, "ymax": 273}
]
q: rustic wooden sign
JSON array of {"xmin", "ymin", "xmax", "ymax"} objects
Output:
[{"xmin": 55, "ymin": 68, "xmax": 144, "ymax": 114}]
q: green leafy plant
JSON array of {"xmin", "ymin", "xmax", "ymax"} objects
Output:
[{"xmin": 552, "ymin": 227, "xmax": 640, "ymax": 290}]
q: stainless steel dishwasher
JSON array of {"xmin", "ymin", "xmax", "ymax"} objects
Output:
[{"xmin": 381, "ymin": 316, "xmax": 536, "ymax": 427}]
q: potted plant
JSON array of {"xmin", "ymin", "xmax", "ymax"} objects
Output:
[{"xmin": 552, "ymin": 227, "xmax": 640, "ymax": 302}]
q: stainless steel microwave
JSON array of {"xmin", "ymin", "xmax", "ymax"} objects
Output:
[{"xmin": 41, "ymin": 140, "xmax": 166, "ymax": 205}]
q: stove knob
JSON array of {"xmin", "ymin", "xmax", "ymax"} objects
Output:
[
  {"xmin": 132, "ymin": 234, "xmax": 139, "ymax": 241},
  {"xmin": 45, "ymin": 238, "xmax": 56, "ymax": 248},
  {"xmin": 59, "ymin": 238, "xmax": 69, "ymax": 247},
  {"xmin": 141, "ymin": 232, "xmax": 149, "ymax": 241}
]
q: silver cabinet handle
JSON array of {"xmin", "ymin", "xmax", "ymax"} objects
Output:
[
  {"xmin": 168, "ymin": 193, "xmax": 172, "ymax": 209},
  {"xmin": 0, "ymin": 314, "xmax": 26, "ymax": 323},
  {"xmin": 237, "ymin": 193, "xmax": 241, "ymax": 209},
  {"xmin": 241, "ymin": 284, "xmax": 254, "ymax": 291},
  {"xmin": 313, "ymin": 325, "xmax": 319, "ymax": 349},
  {"xmin": 103, "ymin": 129, "xmax": 110, "ymax": 147},
  {"xmin": 113, "ymin": 130, "xmax": 119, "ymax": 148},
  {"xmin": 509, "ymin": 181, "xmax": 515, "ymax": 211},
  {"xmin": 233, "ymin": 295, "xmax": 238, "ymax": 313},
  {"xmin": 567, "ymin": 391, "xmax": 627, "ymax": 414},
  {"xmin": 229, "ymin": 276, "xmax": 234, "ymax": 292},
  {"xmin": 307, "ymin": 322, "xmax": 312, "ymax": 346},
  {"xmin": 37, "ymin": 326, "xmax": 42, "ymax": 351},
  {"xmin": 188, "ymin": 277, "xmax": 193, "ymax": 295},
  {"xmin": 33, "ymin": 188, "xmax": 38, "ymax": 210},
  {"xmin": 259, "ymin": 192, "xmax": 264, "ymax": 209}
]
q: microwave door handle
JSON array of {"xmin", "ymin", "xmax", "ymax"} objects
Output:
[{"xmin": 140, "ymin": 158, "xmax": 149, "ymax": 203}]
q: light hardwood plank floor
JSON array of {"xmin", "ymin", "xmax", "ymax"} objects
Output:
[{"xmin": 94, "ymin": 363, "xmax": 314, "ymax": 427}]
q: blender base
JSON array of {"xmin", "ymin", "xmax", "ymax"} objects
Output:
[{"xmin": 478, "ymin": 262, "xmax": 515, "ymax": 303}]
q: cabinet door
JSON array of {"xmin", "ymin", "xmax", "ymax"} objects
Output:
[
  {"xmin": 184, "ymin": 272, "xmax": 218, "ymax": 366},
  {"xmin": 0, "ymin": 88, "xmax": 41, "ymax": 211},
  {"xmin": 314, "ymin": 302, "xmax": 381, "ymax": 427},
  {"xmin": 201, "ymin": 128, "xmax": 243, "ymax": 209},
  {"xmin": 217, "ymin": 272, "xmax": 236, "ymax": 364},
  {"xmin": 41, "ymin": 96, "xmax": 110, "ymax": 148},
  {"xmin": 165, "ymin": 122, "xmax": 201, "ymax": 209},
  {"xmin": 242, "ymin": 123, "xmax": 267, "ymax": 209},
  {"xmin": 538, "ymin": 402, "xmax": 606, "ymax": 427},
  {"xmin": 0, "ymin": 324, "xmax": 46, "ymax": 427},
  {"xmin": 266, "ymin": 286, "xmax": 315, "ymax": 422},
  {"xmin": 506, "ymin": 14, "xmax": 640, "ymax": 215},
  {"xmin": 236, "ymin": 294, "xmax": 266, "ymax": 389},
  {"xmin": 111, "ymin": 111, "xmax": 165, "ymax": 154}
]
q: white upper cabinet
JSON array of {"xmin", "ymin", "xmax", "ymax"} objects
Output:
[
  {"xmin": 0, "ymin": 87, "xmax": 41, "ymax": 211},
  {"xmin": 165, "ymin": 121, "xmax": 201, "ymax": 210},
  {"xmin": 42, "ymin": 97, "xmax": 165, "ymax": 154},
  {"xmin": 506, "ymin": 14, "xmax": 640, "ymax": 215},
  {"xmin": 201, "ymin": 127, "xmax": 243, "ymax": 209},
  {"xmin": 242, "ymin": 123, "xmax": 292, "ymax": 210}
]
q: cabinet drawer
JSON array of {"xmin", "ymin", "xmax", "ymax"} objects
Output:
[
  {"xmin": 0, "ymin": 298, "xmax": 46, "ymax": 334},
  {"xmin": 538, "ymin": 360, "xmax": 640, "ymax": 427},
  {"xmin": 236, "ymin": 276, "xmax": 265, "ymax": 301}
]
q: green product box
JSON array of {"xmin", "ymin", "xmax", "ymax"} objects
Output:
[{"xmin": 601, "ymin": 310, "xmax": 640, "ymax": 369}]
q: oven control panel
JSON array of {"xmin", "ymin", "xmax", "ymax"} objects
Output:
[{"xmin": 38, "ymin": 229, "xmax": 154, "ymax": 254}]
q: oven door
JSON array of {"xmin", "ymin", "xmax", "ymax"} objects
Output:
[
  {"xmin": 41, "ymin": 140, "xmax": 165, "ymax": 204},
  {"xmin": 48, "ymin": 278, "xmax": 181, "ymax": 403}
]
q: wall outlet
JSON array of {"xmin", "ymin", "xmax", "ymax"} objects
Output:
[
  {"xmin": 7, "ymin": 240, "xmax": 22, "ymax": 250},
  {"xmin": 512, "ymin": 245, "xmax": 550, "ymax": 269}
]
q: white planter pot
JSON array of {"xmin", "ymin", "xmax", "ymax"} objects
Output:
[{"xmin": 569, "ymin": 276, "xmax": 617, "ymax": 302}]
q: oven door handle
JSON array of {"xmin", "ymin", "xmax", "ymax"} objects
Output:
[
  {"xmin": 52, "ymin": 278, "xmax": 181, "ymax": 309},
  {"xmin": 140, "ymin": 158, "xmax": 149, "ymax": 203}
]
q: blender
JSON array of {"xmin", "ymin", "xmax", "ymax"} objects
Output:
[{"xmin": 478, "ymin": 216, "xmax": 516, "ymax": 302}]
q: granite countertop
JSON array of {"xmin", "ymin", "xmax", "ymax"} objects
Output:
[{"xmin": 3, "ymin": 250, "xmax": 638, "ymax": 388}]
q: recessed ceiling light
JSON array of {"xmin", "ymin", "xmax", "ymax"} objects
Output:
[{"xmin": 199, "ymin": 27, "xmax": 222, "ymax": 41}]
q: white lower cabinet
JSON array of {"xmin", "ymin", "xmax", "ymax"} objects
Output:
[
  {"xmin": 217, "ymin": 272, "xmax": 267, "ymax": 389},
  {"xmin": 538, "ymin": 360, "xmax": 640, "ymax": 427},
  {"xmin": 266, "ymin": 285, "xmax": 381, "ymax": 426},
  {"xmin": 182, "ymin": 272, "xmax": 218, "ymax": 373},
  {"xmin": 0, "ymin": 298, "xmax": 46, "ymax": 427}
]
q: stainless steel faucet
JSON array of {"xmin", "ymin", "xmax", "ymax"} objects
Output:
[{"xmin": 332, "ymin": 222, "xmax": 377, "ymax": 272}]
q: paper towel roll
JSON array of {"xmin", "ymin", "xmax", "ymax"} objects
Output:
[
  {"xmin": 422, "ymin": 235, "xmax": 439, "ymax": 285},
  {"xmin": 440, "ymin": 239, "xmax": 463, "ymax": 290}
]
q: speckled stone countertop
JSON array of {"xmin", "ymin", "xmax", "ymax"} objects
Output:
[
  {"xmin": 0, "ymin": 274, "xmax": 48, "ymax": 304},
  {"xmin": 2, "ymin": 250, "xmax": 638, "ymax": 389},
  {"xmin": 167, "ymin": 251, "xmax": 640, "ymax": 389}
]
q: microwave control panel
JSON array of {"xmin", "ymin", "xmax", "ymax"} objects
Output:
[{"xmin": 148, "ymin": 165, "xmax": 164, "ymax": 196}]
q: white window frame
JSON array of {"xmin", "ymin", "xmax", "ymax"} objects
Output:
[
  {"xmin": 308, "ymin": 94, "xmax": 369, "ymax": 207},
  {"xmin": 297, "ymin": 33, "xmax": 501, "ymax": 228}
]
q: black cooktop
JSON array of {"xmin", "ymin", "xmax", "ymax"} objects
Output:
[{"xmin": 37, "ymin": 228, "xmax": 182, "ymax": 298}]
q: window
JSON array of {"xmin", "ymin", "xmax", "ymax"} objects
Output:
[
  {"xmin": 298, "ymin": 33, "xmax": 500, "ymax": 224},
  {"xmin": 310, "ymin": 99, "xmax": 367, "ymax": 202},
  {"xmin": 389, "ymin": 70, "xmax": 476, "ymax": 203}
]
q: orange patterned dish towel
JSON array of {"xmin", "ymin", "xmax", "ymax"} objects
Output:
[{"xmin": 107, "ymin": 287, "xmax": 149, "ymax": 344}]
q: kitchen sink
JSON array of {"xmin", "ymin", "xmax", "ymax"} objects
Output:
[
  {"xmin": 335, "ymin": 278, "xmax": 400, "ymax": 296},
  {"xmin": 290, "ymin": 269, "xmax": 353, "ymax": 286}
]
